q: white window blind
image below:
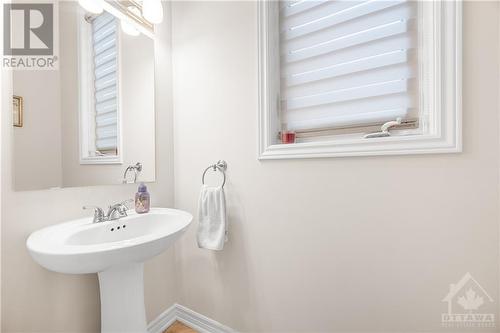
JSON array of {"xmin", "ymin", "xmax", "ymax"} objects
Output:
[
  {"xmin": 279, "ymin": 0, "xmax": 418, "ymax": 133},
  {"xmin": 92, "ymin": 12, "xmax": 118, "ymax": 152}
]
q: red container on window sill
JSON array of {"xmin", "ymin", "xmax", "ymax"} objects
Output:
[{"xmin": 281, "ymin": 131, "xmax": 296, "ymax": 144}]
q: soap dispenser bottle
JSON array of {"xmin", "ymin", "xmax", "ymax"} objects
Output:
[{"xmin": 135, "ymin": 183, "xmax": 150, "ymax": 214}]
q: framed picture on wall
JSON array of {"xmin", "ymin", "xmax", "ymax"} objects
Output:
[{"xmin": 12, "ymin": 95, "xmax": 23, "ymax": 127}]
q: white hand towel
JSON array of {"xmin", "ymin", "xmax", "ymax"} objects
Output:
[{"xmin": 197, "ymin": 185, "xmax": 227, "ymax": 250}]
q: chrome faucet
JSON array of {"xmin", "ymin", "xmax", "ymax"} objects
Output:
[
  {"xmin": 83, "ymin": 200, "xmax": 133, "ymax": 223},
  {"xmin": 83, "ymin": 206, "xmax": 106, "ymax": 223},
  {"xmin": 106, "ymin": 201, "xmax": 131, "ymax": 220}
]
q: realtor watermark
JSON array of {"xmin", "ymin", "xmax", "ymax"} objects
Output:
[
  {"xmin": 441, "ymin": 272, "xmax": 495, "ymax": 328},
  {"xmin": 3, "ymin": 1, "xmax": 58, "ymax": 70}
]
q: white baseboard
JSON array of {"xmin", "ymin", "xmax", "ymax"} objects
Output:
[
  {"xmin": 148, "ymin": 303, "xmax": 235, "ymax": 333},
  {"xmin": 148, "ymin": 304, "xmax": 178, "ymax": 333},
  {"xmin": 148, "ymin": 306, "xmax": 483, "ymax": 333}
]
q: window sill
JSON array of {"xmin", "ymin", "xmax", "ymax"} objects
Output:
[
  {"xmin": 80, "ymin": 155, "xmax": 123, "ymax": 165},
  {"xmin": 258, "ymin": 134, "xmax": 461, "ymax": 160}
]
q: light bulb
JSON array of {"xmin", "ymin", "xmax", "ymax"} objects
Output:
[
  {"xmin": 121, "ymin": 19, "xmax": 140, "ymax": 36},
  {"xmin": 78, "ymin": 0, "xmax": 103, "ymax": 14},
  {"xmin": 142, "ymin": 0, "xmax": 163, "ymax": 24}
]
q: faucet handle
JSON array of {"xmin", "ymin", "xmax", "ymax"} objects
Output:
[
  {"xmin": 83, "ymin": 206, "xmax": 105, "ymax": 223},
  {"xmin": 120, "ymin": 199, "xmax": 134, "ymax": 210},
  {"xmin": 106, "ymin": 200, "xmax": 133, "ymax": 220}
]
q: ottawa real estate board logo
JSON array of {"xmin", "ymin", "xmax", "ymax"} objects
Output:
[
  {"xmin": 442, "ymin": 272, "xmax": 495, "ymax": 328},
  {"xmin": 3, "ymin": 2, "xmax": 58, "ymax": 69}
]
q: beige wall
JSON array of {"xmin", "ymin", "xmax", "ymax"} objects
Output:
[
  {"xmin": 1, "ymin": 3, "xmax": 175, "ymax": 332},
  {"xmin": 12, "ymin": 69, "xmax": 62, "ymax": 190},
  {"xmin": 2, "ymin": 1, "xmax": 500, "ymax": 332},
  {"xmin": 118, "ymin": 31, "xmax": 156, "ymax": 184},
  {"xmin": 171, "ymin": 1, "xmax": 500, "ymax": 332}
]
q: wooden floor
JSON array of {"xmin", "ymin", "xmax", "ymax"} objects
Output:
[{"xmin": 164, "ymin": 321, "xmax": 197, "ymax": 333}]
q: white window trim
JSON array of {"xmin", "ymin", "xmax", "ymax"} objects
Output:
[
  {"xmin": 77, "ymin": 9, "xmax": 123, "ymax": 165},
  {"xmin": 258, "ymin": 0, "xmax": 462, "ymax": 159}
]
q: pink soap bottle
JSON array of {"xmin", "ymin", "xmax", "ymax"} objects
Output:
[{"xmin": 135, "ymin": 183, "xmax": 150, "ymax": 214}]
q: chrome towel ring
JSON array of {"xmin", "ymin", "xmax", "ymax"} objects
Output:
[
  {"xmin": 123, "ymin": 162, "xmax": 142, "ymax": 184},
  {"xmin": 201, "ymin": 160, "xmax": 228, "ymax": 188}
]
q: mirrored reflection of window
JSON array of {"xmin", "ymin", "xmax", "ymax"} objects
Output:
[
  {"xmin": 78, "ymin": 10, "xmax": 122, "ymax": 164},
  {"xmin": 92, "ymin": 12, "xmax": 119, "ymax": 156}
]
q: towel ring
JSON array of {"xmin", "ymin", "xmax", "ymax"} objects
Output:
[
  {"xmin": 201, "ymin": 160, "xmax": 227, "ymax": 188},
  {"xmin": 122, "ymin": 162, "xmax": 142, "ymax": 184}
]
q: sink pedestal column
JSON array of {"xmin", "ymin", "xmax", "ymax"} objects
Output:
[{"xmin": 98, "ymin": 262, "xmax": 147, "ymax": 333}]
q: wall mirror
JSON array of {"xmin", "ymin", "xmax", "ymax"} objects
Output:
[{"xmin": 12, "ymin": 1, "xmax": 156, "ymax": 191}]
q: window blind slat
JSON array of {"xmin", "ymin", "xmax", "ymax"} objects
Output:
[
  {"xmin": 281, "ymin": 0, "xmax": 329, "ymax": 18},
  {"xmin": 96, "ymin": 99, "xmax": 116, "ymax": 114},
  {"xmin": 284, "ymin": 49, "xmax": 410, "ymax": 86},
  {"xmin": 93, "ymin": 20, "xmax": 116, "ymax": 43},
  {"xmin": 282, "ymin": 0, "xmax": 406, "ymax": 40},
  {"xmin": 283, "ymin": 2, "xmax": 415, "ymax": 53},
  {"xmin": 287, "ymin": 108, "xmax": 409, "ymax": 131},
  {"xmin": 96, "ymin": 125, "xmax": 118, "ymax": 138},
  {"xmin": 94, "ymin": 47, "xmax": 117, "ymax": 66},
  {"xmin": 279, "ymin": 0, "xmax": 418, "ymax": 132},
  {"xmin": 95, "ymin": 72, "xmax": 117, "ymax": 90},
  {"xmin": 96, "ymin": 138, "xmax": 117, "ymax": 150},
  {"xmin": 96, "ymin": 117, "xmax": 117, "ymax": 127},
  {"xmin": 96, "ymin": 111, "xmax": 117, "ymax": 123},
  {"xmin": 284, "ymin": 62, "xmax": 415, "ymax": 98},
  {"xmin": 286, "ymin": 79, "xmax": 409, "ymax": 110},
  {"xmin": 282, "ymin": 0, "xmax": 363, "ymax": 23},
  {"xmin": 93, "ymin": 34, "xmax": 116, "ymax": 56},
  {"xmin": 285, "ymin": 19, "xmax": 412, "ymax": 63},
  {"xmin": 95, "ymin": 59, "xmax": 117, "ymax": 79},
  {"xmin": 92, "ymin": 12, "xmax": 114, "ymax": 31},
  {"xmin": 285, "ymin": 94, "xmax": 413, "ymax": 130},
  {"xmin": 95, "ymin": 85, "xmax": 117, "ymax": 102},
  {"xmin": 284, "ymin": 35, "xmax": 413, "ymax": 75}
]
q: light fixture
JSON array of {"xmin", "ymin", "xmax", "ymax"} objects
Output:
[
  {"xmin": 121, "ymin": 19, "xmax": 140, "ymax": 36},
  {"xmin": 121, "ymin": 6, "xmax": 141, "ymax": 36},
  {"xmin": 142, "ymin": 0, "xmax": 163, "ymax": 24},
  {"xmin": 78, "ymin": 0, "xmax": 103, "ymax": 14}
]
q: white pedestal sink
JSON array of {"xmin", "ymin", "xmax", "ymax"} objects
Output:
[{"xmin": 26, "ymin": 208, "xmax": 193, "ymax": 333}]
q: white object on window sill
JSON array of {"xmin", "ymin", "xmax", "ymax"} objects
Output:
[{"xmin": 364, "ymin": 118, "xmax": 403, "ymax": 139}]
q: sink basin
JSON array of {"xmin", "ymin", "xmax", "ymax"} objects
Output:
[
  {"xmin": 27, "ymin": 208, "xmax": 192, "ymax": 274},
  {"xmin": 26, "ymin": 207, "xmax": 193, "ymax": 333}
]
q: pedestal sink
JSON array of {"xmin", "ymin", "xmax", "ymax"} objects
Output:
[{"xmin": 26, "ymin": 208, "xmax": 193, "ymax": 333}]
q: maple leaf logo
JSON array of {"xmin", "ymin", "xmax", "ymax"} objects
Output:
[{"xmin": 457, "ymin": 288, "xmax": 484, "ymax": 311}]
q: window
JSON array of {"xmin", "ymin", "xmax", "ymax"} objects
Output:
[
  {"xmin": 258, "ymin": 0, "xmax": 462, "ymax": 159},
  {"xmin": 78, "ymin": 10, "xmax": 122, "ymax": 164}
]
